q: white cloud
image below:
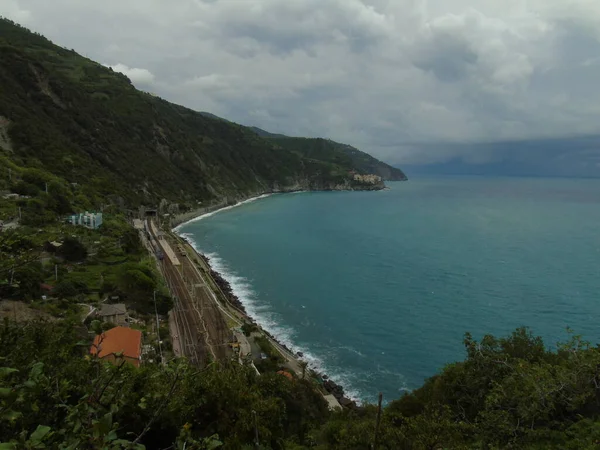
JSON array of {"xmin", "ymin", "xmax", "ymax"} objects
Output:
[
  {"xmin": 4, "ymin": 0, "xmax": 600, "ymax": 165},
  {"xmin": 1, "ymin": 0, "xmax": 32, "ymax": 23},
  {"xmin": 106, "ymin": 63, "xmax": 155, "ymax": 85}
]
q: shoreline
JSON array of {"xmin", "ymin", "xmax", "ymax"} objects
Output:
[
  {"xmin": 170, "ymin": 178, "xmax": 393, "ymax": 229},
  {"xmin": 173, "ymin": 192, "xmax": 361, "ymax": 407},
  {"xmin": 173, "ymin": 192, "xmax": 283, "ymax": 230}
]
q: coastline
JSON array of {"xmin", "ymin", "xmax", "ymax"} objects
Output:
[
  {"xmin": 170, "ymin": 175, "xmax": 393, "ymax": 229},
  {"xmin": 172, "ymin": 192, "xmax": 361, "ymax": 407},
  {"xmin": 172, "ymin": 192, "xmax": 281, "ymax": 230}
]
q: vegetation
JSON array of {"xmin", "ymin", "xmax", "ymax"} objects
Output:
[
  {"xmin": 254, "ymin": 335, "xmax": 286, "ymax": 373},
  {"xmin": 2, "ymin": 320, "xmax": 600, "ymax": 449},
  {"xmin": 0, "ymin": 320, "xmax": 328, "ymax": 449},
  {"xmin": 250, "ymin": 128, "xmax": 407, "ymax": 181},
  {"xmin": 0, "ymin": 18, "xmax": 402, "ymax": 213}
]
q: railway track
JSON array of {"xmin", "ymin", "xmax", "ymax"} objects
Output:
[
  {"xmin": 161, "ymin": 260, "xmax": 206, "ymax": 365},
  {"xmin": 146, "ymin": 218, "xmax": 230, "ymax": 364}
]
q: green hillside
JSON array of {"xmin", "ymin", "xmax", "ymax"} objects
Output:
[
  {"xmin": 0, "ymin": 18, "xmax": 396, "ymax": 212},
  {"xmin": 251, "ymin": 127, "xmax": 407, "ymax": 181}
]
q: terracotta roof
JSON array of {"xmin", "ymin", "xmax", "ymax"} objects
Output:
[
  {"xmin": 277, "ymin": 370, "xmax": 294, "ymax": 381},
  {"xmin": 90, "ymin": 327, "xmax": 142, "ymax": 362}
]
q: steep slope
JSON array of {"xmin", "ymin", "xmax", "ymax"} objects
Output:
[
  {"xmin": 0, "ymin": 19, "xmax": 393, "ymax": 210},
  {"xmin": 248, "ymin": 126, "xmax": 289, "ymax": 139},
  {"xmin": 251, "ymin": 127, "xmax": 408, "ymax": 181}
]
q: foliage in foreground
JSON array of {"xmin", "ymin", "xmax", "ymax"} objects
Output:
[
  {"xmin": 322, "ymin": 328, "xmax": 600, "ymax": 450},
  {"xmin": 0, "ymin": 319, "xmax": 329, "ymax": 449},
  {"xmin": 3, "ymin": 321, "xmax": 600, "ymax": 449}
]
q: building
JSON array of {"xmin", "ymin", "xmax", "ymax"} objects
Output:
[
  {"xmin": 67, "ymin": 211, "xmax": 103, "ymax": 229},
  {"xmin": 96, "ymin": 303, "xmax": 129, "ymax": 326},
  {"xmin": 90, "ymin": 326, "xmax": 142, "ymax": 367},
  {"xmin": 352, "ymin": 173, "xmax": 382, "ymax": 184}
]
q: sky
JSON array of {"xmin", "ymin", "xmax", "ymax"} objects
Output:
[{"xmin": 2, "ymin": 0, "xmax": 600, "ymax": 174}]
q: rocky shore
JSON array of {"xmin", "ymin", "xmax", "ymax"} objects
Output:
[{"xmin": 201, "ymin": 254, "xmax": 248, "ymax": 314}]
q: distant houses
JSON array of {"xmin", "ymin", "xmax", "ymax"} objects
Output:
[
  {"xmin": 67, "ymin": 211, "xmax": 103, "ymax": 229},
  {"xmin": 352, "ymin": 173, "xmax": 382, "ymax": 184}
]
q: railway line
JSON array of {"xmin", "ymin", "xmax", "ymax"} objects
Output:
[{"xmin": 145, "ymin": 218, "xmax": 230, "ymax": 364}]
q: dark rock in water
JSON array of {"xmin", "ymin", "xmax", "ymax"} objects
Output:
[
  {"xmin": 296, "ymin": 351, "xmax": 304, "ymax": 357},
  {"xmin": 321, "ymin": 374, "xmax": 327, "ymax": 379},
  {"xmin": 339, "ymin": 397, "xmax": 354, "ymax": 407},
  {"xmin": 323, "ymin": 379, "xmax": 345, "ymax": 402},
  {"xmin": 207, "ymin": 264, "xmax": 247, "ymax": 313}
]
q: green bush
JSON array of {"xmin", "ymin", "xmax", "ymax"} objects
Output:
[{"xmin": 58, "ymin": 237, "xmax": 87, "ymax": 262}]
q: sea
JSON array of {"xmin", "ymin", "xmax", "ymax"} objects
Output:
[{"xmin": 176, "ymin": 176, "xmax": 600, "ymax": 404}]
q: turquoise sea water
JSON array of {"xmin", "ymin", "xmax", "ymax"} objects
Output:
[{"xmin": 177, "ymin": 177, "xmax": 600, "ymax": 404}]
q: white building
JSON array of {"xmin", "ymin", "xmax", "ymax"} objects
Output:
[{"xmin": 67, "ymin": 211, "xmax": 103, "ymax": 229}]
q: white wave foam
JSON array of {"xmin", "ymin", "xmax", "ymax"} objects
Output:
[
  {"xmin": 174, "ymin": 193, "xmax": 273, "ymax": 231},
  {"xmin": 178, "ymin": 246, "xmax": 366, "ymax": 403}
]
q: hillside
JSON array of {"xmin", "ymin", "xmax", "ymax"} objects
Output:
[
  {"xmin": 251, "ymin": 127, "xmax": 408, "ymax": 181},
  {"xmin": 0, "ymin": 18, "xmax": 399, "ymax": 213}
]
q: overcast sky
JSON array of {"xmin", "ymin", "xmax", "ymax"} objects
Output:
[{"xmin": 3, "ymin": 0, "xmax": 600, "ymax": 168}]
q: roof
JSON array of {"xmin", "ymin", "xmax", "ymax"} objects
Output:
[
  {"xmin": 90, "ymin": 327, "xmax": 142, "ymax": 362},
  {"xmin": 98, "ymin": 303, "xmax": 127, "ymax": 316},
  {"xmin": 277, "ymin": 370, "xmax": 294, "ymax": 381}
]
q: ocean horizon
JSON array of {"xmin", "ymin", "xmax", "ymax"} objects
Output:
[{"xmin": 177, "ymin": 176, "xmax": 600, "ymax": 404}]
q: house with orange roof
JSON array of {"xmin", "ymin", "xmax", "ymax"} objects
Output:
[
  {"xmin": 277, "ymin": 370, "xmax": 294, "ymax": 381},
  {"xmin": 90, "ymin": 326, "xmax": 143, "ymax": 367}
]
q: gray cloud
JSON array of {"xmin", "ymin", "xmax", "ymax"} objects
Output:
[{"xmin": 3, "ymin": 0, "xmax": 600, "ymax": 168}]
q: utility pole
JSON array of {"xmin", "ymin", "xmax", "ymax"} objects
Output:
[
  {"xmin": 372, "ymin": 392, "xmax": 383, "ymax": 450},
  {"xmin": 252, "ymin": 410, "xmax": 259, "ymax": 449},
  {"xmin": 54, "ymin": 264, "xmax": 58, "ymax": 281},
  {"xmin": 45, "ymin": 182, "xmax": 48, "ymax": 194},
  {"xmin": 153, "ymin": 290, "xmax": 164, "ymax": 364}
]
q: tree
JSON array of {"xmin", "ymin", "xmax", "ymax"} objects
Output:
[
  {"xmin": 12, "ymin": 262, "xmax": 43, "ymax": 299},
  {"xmin": 58, "ymin": 237, "xmax": 87, "ymax": 262},
  {"xmin": 53, "ymin": 279, "xmax": 88, "ymax": 299},
  {"xmin": 0, "ymin": 230, "xmax": 40, "ymax": 299},
  {"xmin": 47, "ymin": 180, "xmax": 72, "ymax": 214}
]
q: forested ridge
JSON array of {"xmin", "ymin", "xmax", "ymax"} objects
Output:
[{"xmin": 0, "ymin": 18, "xmax": 399, "ymax": 211}]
